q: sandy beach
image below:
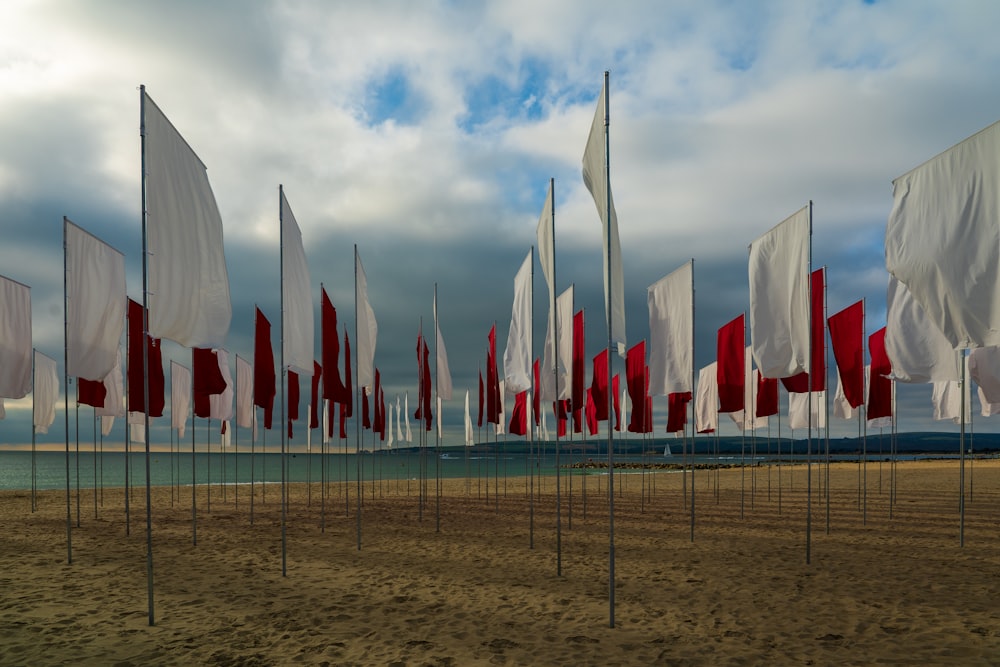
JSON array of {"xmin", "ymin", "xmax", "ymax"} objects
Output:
[{"xmin": 2, "ymin": 459, "xmax": 1000, "ymax": 665}]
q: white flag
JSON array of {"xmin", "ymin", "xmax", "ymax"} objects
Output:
[
  {"xmin": 0, "ymin": 398, "xmax": 5, "ymax": 420},
  {"xmin": 540, "ymin": 285, "xmax": 573, "ymax": 402},
  {"xmin": 932, "ymin": 379, "xmax": 970, "ymax": 423},
  {"xmin": 536, "ymin": 179, "xmax": 559, "ymax": 399},
  {"xmin": 885, "ymin": 276, "xmax": 960, "ymax": 383},
  {"xmin": 788, "ymin": 391, "xmax": 826, "ymax": 431},
  {"xmin": 0, "ymin": 275, "xmax": 32, "ymax": 399},
  {"xmin": 728, "ymin": 346, "xmax": 768, "ymax": 430},
  {"xmin": 749, "ymin": 206, "xmax": 810, "ymax": 379},
  {"xmin": 648, "ymin": 260, "xmax": 693, "ymax": 396},
  {"xmin": 129, "ymin": 417, "xmax": 145, "ymax": 444},
  {"xmin": 978, "ymin": 386, "xmax": 1000, "ymax": 417},
  {"xmin": 209, "ymin": 349, "xmax": 233, "ymax": 422},
  {"xmin": 96, "ymin": 350, "xmax": 125, "ymax": 418},
  {"xmin": 464, "ymin": 390, "xmax": 474, "ymax": 446},
  {"xmin": 968, "ymin": 346, "xmax": 1000, "ymax": 404},
  {"xmin": 695, "ymin": 362, "xmax": 719, "ymax": 434},
  {"xmin": 101, "ymin": 415, "xmax": 114, "ymax": 437},
  {"xmin": 434, "ymin": 292, "xmax": 453, "ymax": 400},
  {"xmin": 495, "ymin": 380, "xmax": 506, "ymax": 436},
  {"xmin": 33, "ymin": 351, "xmax": 59, "ymax": 434},
  {"xmin": 396, "ymin": 395, "xmax": 403, "ymax": 442},
  {"xmin": 582, "ymin": 77, "xmax": 626, "ymax": 357},
  {"xmin": 143, "ymin": 89, "xmax": 231, "ymax": 348},
  {"xmin": 171, "ymin": 361, "xmax": 191, "ymax": 438},
  {"xmin": 503, "ymin": 251, "xmax": 533, "ymax": 394},
  {"xmin": 65, "ymin": 219, "xmax": 126, "ymax": 381},
  {"xmin": 235, "ymin": 356, "xmax": 254, "ymax": 430},
  {"xmin": 280, "ymin": 190, "xmax": 314, "ymax": 376},
  {"xmin": 833, "ymin": 375, "xmax": 854, "ymax": 420},
  {"xmin": 885, "ymin": 119, "xmax": 1000, "ymax": 349},
  {"xmin": 355, "ymin": 250, "xmax": 378, "ymax": 391},
  {"xmin": 404, "ymin": 392, "xmax": 412, "ymax": 443}
]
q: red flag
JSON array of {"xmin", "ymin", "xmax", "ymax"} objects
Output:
[
  {"xmin": 343, "ymin": 330, "xmax": 353, "ymax": 418},
  {"xmin": 327, "ymin": 399, "xmax": 334, "ymax": 439},
  {"xmin": 591, "ymin": 349, "xmax": 609, "ymax": 422},
  {"xmin": 717, "ymin": 314, "xmax": 745, "ymax": 413},
  {"xmin": 666, "ymin": 391, "xmax": 691, "ymax": 433},
  {"xmin": 321, "ymin": 288, "xmax": 345, "ymax": 403},
  {"xmin": 422, "ymin": 338, "xmax": 432, "ymax": 431},
  {"xmin": 362, "ymin": 386, "xmax": 371, "ymax": 430},
  {"xmin": 413, "ymin": 335, "xmax": 433, "ymax": 430},
  {"xmin": 287, "ymin": 369, "xmax": 299, "ymax": 439},
  {"xmin": 782, "ymin": 268, "xmax": 826, "ymax": 393},
  {"xmin": 254, "ymin": 307, "xmax": 276, "ymax": 429},
  {"xmin": 585, "ymin": 388, "xmax": 598, "ymax": 436},
  {"xmin": 509, "ymin": 391, "xmax": 528, "ymax": 436},
  {"xmin": 193, "ymin": 347, "xmax": 226, "ymax": 419},
  {"xmin": 554, "ymin": 400, "xmax": 568, "ymax": 437},
  {"xmin": 828, "ymin": 300, "xmax": 865, "ymax": 409},
  {"xmin": 572, "ymin": 405, "xmax": 583, "ymax": 434},
  {"xmin": 612, "ymin": 374, "xmax": 621, "ymax": 431},
  {"xmin": 626, "ymin": 341, "xmax": 647, "ymax": 433},
  {"xmin": 532, "ymin": 359, "xmax": 541, "ymax": 426},
  {"xmin": 755, "ymin": 372, "xmax": 779, "ymax": 418},
  {"xmin": 868, "ymin": 327, "xmax": 893, "ymax": 420},
  {"xmin": 127, "ymin": 298, "xmax": 165, "ymax": 417},
  {"xmin": 310, "ymin": 361, "xmax": 322, "ymax": 429},
  {"xmin": 477, "ymin": 370, "xmax": 484, "ymax": 428},
  {"xmin": 486, "ymin": 325, "xmax": 500, "ymax": 424},
  {"xmin": 77, "ymin": 377, "xmax": 106, "ymax": 409},
  {"xmin": 572, "ymin": 309, "xmax": 585, "ymax": 409}
]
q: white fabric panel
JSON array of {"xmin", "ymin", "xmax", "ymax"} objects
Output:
[
  {"xmin": 648, "ymin": 261, "xmax": 693, "ymax": 396},
  {"xmin": 728, "ymin": 347, "xmax": 768, "ymax": 430},
  {"xmin": 395, "ymin": 396, "xmax": 403, "ymax": 442},
  {"xmin": 434, "ymin": 293, "xmax": 453, "ymax": 400},
  {"xmin": 32, "ymin": 351, "xmax": 59, "ymax": 434},
  {"xmin": 465, "ymin": 390, "xmax": 474, "ymax": 446},
  {"xmin": 235, "ymin": 356, "xmax": 254, "ymax": 430},
  {"xmin": 833, "ymin": 376, "xmax": 854, "ymax": 420},
  {"xmin": 65, "ymin": 220, "xmax": 126, "ymax": 380},
  {"xmin": 969, "ymin": 346, "xmax": 1000, "ymax": 404},
  {"xmin": 170, "ymin": 361, "xmax": 191, "ymax": 439},
  {"xmin": 695, "ymin": 362, "xmax": 718, "ymax": 433},
  {"xmin": 932, "ymin": 379, "xmax": 970, "ymax": 423},
  {"xmin": 209, "ymin": 349, "xmax": 233, "ymax": 422},
  {"xmin": 355, "ymin": 251, "xmax": 378, "ymax": 391},
  {"xmin": 0, "ymin": 398, "xmax": 5, "ymax": 420},
  {"xmin": 536, "ymin": 180, "xmax": 555, "ymax": 346},
  {"xmin": 495, "ymin": 380, "xmax": 506, "ymax": 436},
  {"xmin": 280, "ymin": 191, "xmax": 314, "ymax": 376},
  {"xmin": 96, "ymin": 350, "xmax": 125, "ymax": 418},
  {"xmin": 582, "ymin": 78, "xmax": 626, "ymax": 357},
  {"xmin": 386, "ymin": 404, "xmax": 394, "ymax": 449},
  {"xmin": 885, "ymin": 277, "xmax": 960, "ymax": 383},
  {"xmin": 885, "ymin": 119, "xmax": 1000, "ymax": 349},
  {"xmin": 788, "ymin": 390, "xmax": 826, "ymax": 431},
  {"xmin": 404, "ymin": 392, "xmax": 412, "ymax": 443},
  {"xmin": 977, "ymin": 386, "xmax": 1000, "ymax": 417},
  {"xmin": 748, "ymin": 206, "xmax": 810, "ymax": 379},
  {"xmin": 143, "ymin": 90, "xmax": 231, "ymax": 348},
  {"xmin": 101, "ymin": 415, "xmax": 114, "ymax": 437},
  {"xmin": 540, "ymin": 286, "xmax": 573, "ymax": 401},
  {"xmin": 129, "ymin": 418, "xmax": 145, "ymax": 444},
  {"xmin": 503, "ymin": 251, "xmax": 533, "ymax": 394},
  {"xmin": 0, "ymin": 276, "xmax": 32, "ymax": 399},
  {"xmin": 220, "ymin": 421, "xmax": 231, "ymax": 448}
]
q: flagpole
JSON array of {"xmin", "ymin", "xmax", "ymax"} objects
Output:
[
  {"xmin": 278, "ymin": 184, "xmax": 288, "ymax": 577},
  {"xmin": 601, "ymin": 69, "xmax": 617, "ymax": 629},
  {"xmin": 823, "ymin": 267, "xmax": 831, "ymax": 535},
  {"xmin": 547, "ymin": 179, "xmax": 563, "ymax": 576},
  {"xmin": 354, "ymin": 244, "xmax": 362, "ymax": 551},
  {"xmin": 138, "ymin": 85, "xmax": 156, "ymax": 626},
  {"xmin": 959, "ymin": 348, "xmax": 966, "ymax": 547},
  {"xmin": 690, "ymin": 259, "xmax": 696, "ymax": 542},
  {"xmin": 61, "ymin": 222, "xmax": 73, "ymax": 563},
  {"xmin": 806, "ymin": 200, "xmax": 813, "ymax": 566},
  {"xmin": 529, "ymin": 246, "xmax": 536, "ymax": 552},
  {"xmin": 434, "ymin": 285, "xmax": 441, "ymax": 533}
]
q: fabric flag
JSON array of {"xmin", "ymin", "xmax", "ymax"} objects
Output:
[
  {"xmin": 129, "ymin": 414, "xmax": 145, "ymax": 444},
  {"xmin": 554, "ymin": 400, "xmax": 568, "ymax": 438},
  {"xmin": 619, "ymin": 380, "xmax": 629, "ymax": 433},
  {"xmin": 756, "ymin": 372, "xmax": 779, "ymax": 418},
  {"xmin": 536, "ymin": 181, "xmax": 565, "ymax": 403},
  {"xmin": 572, "ymin": 309, "xmax": 585, "ymax": 412},
  {"xmin": 343, "ymin": 330, "xmax": 353, "ymax": 417},
  {"xmin": 414, "ymin": 335, "xmax": 433, "ymax": 431},
  {"xmin": 78, "ymin": 377, "xmax": 107, "ymax": 409},
  {"xmin": 0, "ymin": 276, "xmax": 32, "ymax": 399},
  {"xmin": 648, "ymin": 260, "xmax": 693, "ymax": 396},
  {"xmin": 287, "ymin": 370, "xmax": 300, "ymax": 438},
  {"xmin": 717, "ymin": 314, "xmax": 745, "ymax": 414},
  {"xmin": 193, "ymin": 347, "xmax": 226, "ymax": 419},
  {"xmin": 731, "ymin": 347, "xmax": 768, "ymax": 430},
  {"xmin": 434, "ymin": 292, "xmax": 453, "ymax": 401},
  {"xmin": 280, "ymin": 189, "xmax": 314, "ymax": 377},
  {"xmin": 591, "ymin": 349, "xmax": 609, "ymax": 421},
  {"xmin": 695, "ymin": 362, "xmax": 719, "ymax": 434},
  {"xmin": 65, "ymin": 220, "xmax": 126, "ymax": 381},
  {"xmin": 827, "ymin": 300, "xmax": 865, "ymax": 408},
  {"xmin": 572, "ymin": 399, "xmax": 583, "ymax": 434},
  {"xmin": 541, "ymin": 285, "xmax": 573, "ymax": 401},
  {"xmin": 864, "ymin": 364, "xmax": 891, "ymax": 429},
  {"xmin": 541, "ymin": 402, "xmax": 551, "ymax": 441},
  {"xmin": 339, "ymin": 401, "xmax": 348, "ymax": 440},
  {"xmin": 749, "ymin": 205, "xmax": 810, "ymax": 378},
  {"xmin": 254, "ymin": 308, "xmax": 276, "ymax": 429},
  {"xmin": 833, "ymin": 376, "xmax": 855, "ymax": 420},
  {"xmin": 362, "ymin": 387, "xmax": 371, "ymax": 430},
  {"xmin": 532, "ymin": 360, "xmax": 541, "ymax": 426},
  {"xmin": 625, "ymin": 341, "xmax": 647, "ymax": 433},
  {"xmin": 32, "ymin": 351, "xmax": 59, "ymax": 434},
  {"xmin": 171, "ymin": 361, "xmax": 191, "ymax": 438},
  {"xmin": 932, "ymin": 375, "xmax": 970, "ymax": 424},
  {"xmin": 386, "ymin": 402, "xmax": 394, "ymax": 448},
  {"xmin": 486, "ymin": 326, "xmax": 500, "ymax": 424},
  {"xmin": 582, "ymin": 75, "xmax": 626, "ymax": 356},
  {"xmin": 586, "ymin": 388, "xmax": 599, "ymax": 435},
  {"xmin": 404, "ymin": 392, "xmax": 412, "ymax": 442},
  {"xmin": 884, "ymin": 276, "xmax": 960, "ymax": 383},
  {"xmin": 142, "ymin": 89, "xmax": 231, "ymax": 348},
  {"xmin": 612, "ymin": 374, "xmax": 621, "ymax": 431},
  {"xmin": 321, "ymin": 288, "xmax": 345, "ymax": 403},
  {"xmin": 509, "ymin": 391, "xmax": 528, "ymax": 436},
  {"xmin": 969, "ymin": 346, "xmax": 1000, "ymax": 404},
  {"xmin": 396, "ymin": 396, "xmax": 403, "ymax": 442},
  {"xmin": 372, "ymin": 369, "xmax": 382, "ymax": 436},
  {"xmin": 0, "ymin": 399, "xmax": 5, "ymax": 420},
  {"xmin": 495, "ymin": 380, "xmax": 506, "ymax": 436},
  {"xmin": 464, "ymin": 390, "xmax": 474, "ymax": 446},
  {"xmin": 788, "ymin": 391, "xmax": 827, "ymax": 431},
  {"xmin": 355, "ymin": 250, "xmax": 378, "ymax": 391},
  {"xmin": 96, "ymin": 350, "xmax": 125, "ymax": 419},
  {"xmin": 867, "ymin": 328, "xmax": 893, "ymax": 420},
  {"xmin": 503, "ymin": 251, "xmax": 533, "ymax": 394},
  {"xmin": 310, "ymin": 361, "xmax": 322, "ymax": 429},
  {"xmin": 978, "ymin": 386, "xmax": 1000, "ymax": 417},
  {"xmin": 209, "ymin": 350, "xmax": 233, "ymax": 424},
  {"xmin": 666, "ymin": 392, "xmax": 691, "ymax": 434},
  {"xmin": 235, "ymin": 356, "xmax": 254, "ymax": 430},
  {"xmin": 885, "ymin": 119, "xmax": 1000, "ymax": 349},
  {"xmin": 127, "ymin": 298, "xmax": 165, "ymax": 417},
  {"xmin": 781, "ymin": 268, "xmax": 826, "ymax": 393},
  {"xmin": 477, "ymin": 370, "xmax": 484, "ymax": 428}
]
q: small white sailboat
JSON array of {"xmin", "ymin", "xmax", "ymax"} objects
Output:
[{"xmin": 664, "ymin": 443, "xmax": 673, "ymax": 457}]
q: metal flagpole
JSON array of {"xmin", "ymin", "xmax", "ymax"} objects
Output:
[
  {"xmin": 279, "ymin": 184, "xmax": 288, "ymax": 577},
  {"xmin": 434, "ymin": 285, "xmax": 441, "ymax": 533},
  {"xmin": 548, "ymin": 182, "xmax": 563, "ymax": 576},
  {"xmin": 823, "ymin": 267, "xmax": 831, "ymax": 536},
  {"xmin": 191, "ymin": 373, "xmax": 197, "ymax": 544},
  {"xmin": 806, "ymin": 200, "xmax": 814, "ymax": 566},
  {"xmin": 31, "ymin": 349, "xmax": 37, "ymax": 513},
  {"xmin": 139, "ymin": 84, "xmax": 156, "ymax": 626},
  {"xmin": 690, "ymin": 260, "xmax": 696, "ymax": 542},
  {"xmin": 959, "ymin": 349, "xmax": 966, "ymax": 547},
  {"xmin": 354, "ymin": 244, "xmax": 363, "ymax": 551},
  {"xmin": 61, "ymin": 224, "xmax": 72, "ymax": 562},
  {"xmin": 601, "ymin": 70, "xmax": 617, "ymax": 629},
  {"xmin": 528, "ymin": 247, "xmax": 536, "ymax": 551}
]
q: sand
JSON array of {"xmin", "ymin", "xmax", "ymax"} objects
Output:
[{"xmin": 2, "ymin": 459, "xmax": 1000, "ymax": 665}]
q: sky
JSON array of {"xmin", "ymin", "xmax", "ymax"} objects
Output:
[{"xmin": 3, "ymin": 0, "xmax": 1000, "ymax": 450}]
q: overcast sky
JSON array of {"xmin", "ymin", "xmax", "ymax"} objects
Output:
[{"xmin": 3, "ymin": 0, "xmax": 1000, "ymax": 449}]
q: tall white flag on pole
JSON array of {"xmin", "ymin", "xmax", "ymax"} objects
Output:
[
  {"xmin": 33, "ymin": 351, "xmax": 59, "ymax": 434},
  {"xmin": 694, "ymin": 362, "xmax": 719, "ymax": 434},
  {"xmin": 0, "ymin": 275, "xmax": 31, "ymax": 399},
  {"xmin": 648, "ymin": 261, "xmax": 693, "ymax": 396},
  {"xmin": 885, "ymin": 276, "xmax": 960, "ymax": 383},
  {"xmin": 541, "ymin": 285, "xmax": 573, "ymax": 401},
  {"xmin": 355, "ymin": 249, "xmax": 378, "ymax": 391},
  {"xmin": 503, "ymin": 251, "xmax": 533, "ymax": 394},
  {"xmin": 235, "ymin": 356, "xmax": 254, "ymax": 430},
  {"xmin": 142, "ymin": 89, "xmax": 231, "ymax": 348},
  {"xmin": 434, "ymin": 291, "xmax": 453, "ymax": 401},
  {"xmin": 209, "ymin": 349, "xmax": 234, "ymax": 422},
  {"xmin": 65, "ymin": 220, "xmax": 126, "ymax": 381},
  {"xmin": 170, "ymin": 361, "xmax": 191, "ymax": 439},
  {"xmin": 464, "ymin": 390, "xmax": 474, "ymax": 446},
  {"xmin": 281, "ymin": 189, "xmax": 314, "ymax": 377}
]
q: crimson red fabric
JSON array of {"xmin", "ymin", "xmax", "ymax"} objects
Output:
[
  {"xmin": 590, "ymin": 349, "xmax": 609, "ymax": 421},
  {"xmin": 310, "ymin": 361, "xmax": 321, "ymax": 429},
  {"xmin": 532, "ymin": 359, "xmax": 540, "ymax": 426},
  {"xmin": 626, "ymin": 341, "xmax": 647, "ymax": 433},
  {"xmin": 77, "ymin": 377, "xmax": 106, "ymax": 408},
  {"xmin": 509, "ymin": 391, "xmax": 528, "ymax": 436},
  {"xmin": 413, "ymin": 336, "xmax": 433, "ymax": 431},
  {"xmin": 666, "ymin": 391, "xmax": 691, "ymax": 433},
  {"xmin": 717, "ymin": 314, "xmax": 744, "ymax": 413},
  {"xmin": 867, "ymin": 327, "xmax": 893, "ymax": 420},
  {"xmin": 554, "ymin": 400, "xmax": 568, "ymax": 437},
  {"xmin": 612, "ymin": 374, "xmax": 621, "ymax": 431},
  {"xmin": 782, "ymin": 269, "xmax": 827, "ymax": 393},
  {"xmin": 373, "ymin": 369, "xmax": 382, "ymax": 435},
  {"xmin": 287, "ymin": 369, "xmax": 299, "ymax": 439},
  {"xmin": 342, "ymin": 331, "xmax": 353, "ymax": 418},
  {"xmin": 321, "ymin": 288, "xmax": 345, "ymax": 403},
  {"xmin": 585, "ymin": 388, "xmax": 598, "ymax": 435},
  {"xmin": 755, "ymin": 372, "xmax": 779, "ymax": 418},
  {"xmin": 127, "ymin": 299, "xmax": 164, "ymax": 417},
  {"xmin": 338, "ymin": 401, "xmax": 347, "ymax": 439},
  {"xmin": 828, "ymin": 300, "xmax": 865, "ymax": 408},
  {"xmin": 253, "ymin": 308, "xmax": 276, "ymax": 429},
  {"xmin": 477, "ymin": 370, "xmax": 484, "ymax": 428},
  {"xmin": 193, "ymin": 347, "xmax": 226, "ymax": 419},
  {"xmin": 486, "ymin": 325, "xmax": 500, "ymax": 424},
  {"xmin": 362, "ymin": 386, "xmax": 371, "ymax": 430},
  {"xmin": 572, "ymin": 310, "xmax": 585, "ymax": 409}
]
